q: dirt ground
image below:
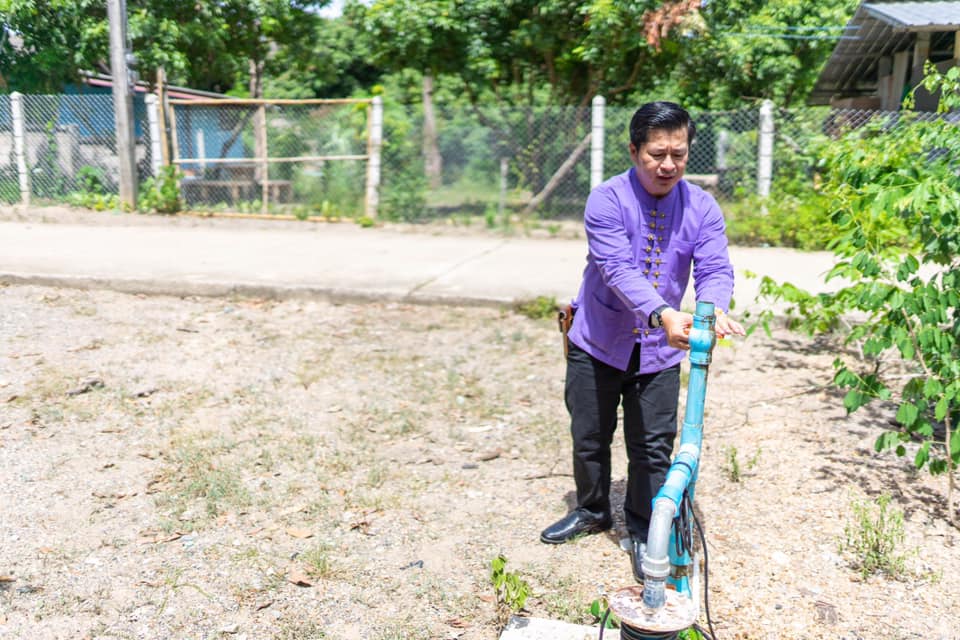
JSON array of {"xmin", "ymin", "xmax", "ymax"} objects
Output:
[{"xmin": 1, "ymin": 216, "xmax": 959, "ymax": 640}]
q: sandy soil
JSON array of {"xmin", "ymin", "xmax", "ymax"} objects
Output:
[{"xmin": 0, "ymin": 212, "xmax": 958, "ymax": 640}]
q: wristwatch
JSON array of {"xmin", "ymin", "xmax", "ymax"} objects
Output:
[{"xmin": 649, "ymin": 305, "xmax": 670, "ymax": 329}]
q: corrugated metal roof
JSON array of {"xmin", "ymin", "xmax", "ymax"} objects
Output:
[
  {"xmin": 863, "ymin": 1, "xmax": 960, "ymax": 30},
  {"xmin": 809, "ymin": 1, "xmax": 960, "ymax": 105}
]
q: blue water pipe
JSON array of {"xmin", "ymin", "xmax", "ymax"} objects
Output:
[{"xmin": 641, "ymin": 300, "xmax": 716, "ymax": 610}]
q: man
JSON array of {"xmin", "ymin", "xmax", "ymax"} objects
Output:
[{"xmin": 540, "ymin": 101, "xmax": 745, "ymax": 582}]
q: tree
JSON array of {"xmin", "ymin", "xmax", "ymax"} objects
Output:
[
  {"xmin": 1, "ymin": 0, "xmax": 326, "ymax": 95},
  {"xmin": 261, "ymin": 11, "xmax": 382, "ymax": 99},
  {"xmin": 656, "ymin": 0, "xmax": 859, "ymax": 108},
  {"xmin": 755, "ymin": 65, "xmax": 960, "ymax": 526},
  {"xmin": 0, "ymin": 0, "xmax": 108, "ymax": 93}
]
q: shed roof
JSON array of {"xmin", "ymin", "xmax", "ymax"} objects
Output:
[
  {"xmin": 863, "ymin": 1, "xmax": 960, "ymax": 29},
  {"xmin": 808, "ymin": 1, "xmax": 960, "ymax": 105}
]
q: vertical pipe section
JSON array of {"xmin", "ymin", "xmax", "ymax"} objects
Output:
[
  {"xmin": 642, "ymin": 301, "xmax": 716, "ymax": 609},
  {"xmin": 10, "ymin": 92, "xmax": 30, "ymax": 206}
]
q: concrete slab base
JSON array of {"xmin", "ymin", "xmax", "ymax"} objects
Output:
[{"xmin": 498, "ymin": 616, "xmax": 605, "ymax": 640}]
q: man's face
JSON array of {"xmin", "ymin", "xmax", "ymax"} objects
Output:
[{"xmin": 629, "ymin": 127, "xmax": 689, "ymax": 197}]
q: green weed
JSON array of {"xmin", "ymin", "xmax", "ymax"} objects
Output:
[
  {"xmin": 840, "ymin": 494, "xmax": 909, "ymax": 578},
  {"xmin": 514, "ymin": 295, "xmax": 559, "ymax": 321},
  {"xmin": 491, "ymin": 554, "xmax": 531, "ymax": 630},
  {"xmin": 301, "ymin": 543, "xmax": 337, "ymax": 580},
  {"xmin": 722, "ymin": 445, "xmax": 761, "ymax": 483}
]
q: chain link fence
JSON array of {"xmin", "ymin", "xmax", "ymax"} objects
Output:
[
  {"xmin": 382, "ymin": 103, "xmax": 763, "ymax": 221},
  {"xmin": 1, "ymin": 92, "xmax": 956, "ymax": 218},
  {"xmin": 170, "ymin": 99, "xmax": 371, "ymax": 216},
  {"xmin": 0, "ymin": 95, "xmax": 14, "ymax": 203},
  {"xmin": 0, "ymin": 93, "xmax": 153, "ymax": 205},
  {"xmin": 378, "ymin": 103, "xmax": 594, "ymax": 220}
]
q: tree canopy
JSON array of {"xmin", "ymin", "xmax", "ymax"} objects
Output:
[
  {"xmin": 1, "ymin": 0, "xmax": 857, "ymax": 107},
  {"xmin": 1, "ymin": 0, "xmax": 326, "ymax": 94}
]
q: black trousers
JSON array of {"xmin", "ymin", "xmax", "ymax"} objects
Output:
[{"xmin": 565, "ymin": 342, "xmax": 680, "ymax": 540}]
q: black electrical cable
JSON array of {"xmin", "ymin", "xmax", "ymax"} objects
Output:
[
  {"xmin": 679, "ymin": 491, "xmax": 694, "ymax": 554},
  {"xmin": 693, "ymin": 623, "xmax": 716, "ymax": 640},
  {"xmin": 693, "ymin": 509, "xmax": 718, "ymax": 640},
  {"xmin": 598, "ymin": 608, "xmax": 610, "ymax": 640}
]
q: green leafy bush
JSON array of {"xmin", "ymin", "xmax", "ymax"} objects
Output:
[
  {"xmin": 139, "ymin": 165, "xmax": 183, "ymax": 214},
  {"xmin": 724, "ymin": 190, "xmax": 838, "ymax": 250},
  {"xmin": 754, "ymin": 64, "xmax": 960, "ymax": 523}
]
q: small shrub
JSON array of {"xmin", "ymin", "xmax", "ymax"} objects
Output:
[
  {"xmin": 491, "ymin": 554, "xmax": 530, "ymax": 629},
  {"xmin": 840, "ymin": 494, "xmax": 908, "ymax": 579},
  {"xmin": 139, "ymin": 166, "xmax": 182, "ymax": 214}
]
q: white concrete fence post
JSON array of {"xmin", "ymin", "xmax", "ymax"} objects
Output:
[
  {"xmin": 757, "ymin": 99, "xmax": 774, "ymax": 200},
  {"xmin": 10, "ymin": 92, "xmax": 30, "ymax": 206},
  {"xmin": 365, "ymin": 95, "xmax": 383, "ymax": 219},
  {"xmin": 590, "ymin": 94, "xmax": 605, "ymax": 190},
  {"xmin": 144, "ymin": 94, "xmax": 163, "ymax": 177}
]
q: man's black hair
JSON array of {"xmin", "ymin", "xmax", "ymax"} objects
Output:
[{"xmin": 629, "ymin": 101, "xmax": 696, "ymax": 147}]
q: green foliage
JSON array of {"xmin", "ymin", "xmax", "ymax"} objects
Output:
[
  {"xmin": 753, "ymin": 67, "xmax": 960, "ymax": 512},
  {"xmin": 138, "ymin": 165, "xmax": 182, "ymax": 214},
  {"xmin": 32, "ymin": 121, "xmax": 70, "ymax": 199},
  {"xmin": 0, "ymin": 171, "xmax": 18, "ymax": 203},
  {"xmin": 66, "ymin": 165, "xmax": 120, "ymax": 211},
  {"xmin": 724, "ymin": 191, "xmax": 837, "ymax": 250},
  {"xmin": 359, "ymin": 1, "xmax": 656, "ymax": 106},
  {"xmin": 678, "ymin": 628, "xmax": 705, "ymax": 640},
  {"xmin": 588, "ymin": 597, "xmax": 618, "ymax": 629},
  {"xmin": 668, "ymin": 0, "xmax": 860, "ymax": 109},
  {"xmin": 0, "ymin": 0, "xmax": 107, "ymax": 92},
  {"xmin": 378, "ymin": 100, "xmax": 428, "ymax": 222},
  {"xmin": 840, "ymin": 494, "xmax": 908, "ymax": 579},
  {"xmin": 722, "ymin": 445, "xmax": 761, "ymax": 483},
  {"xmin": 490, "ymin": 554, "xmax": 530, "ymax": 628},
  {"xmin": 2, "ymin": 1, "xmax": 324, "ymax": 95},
  {"xmin": 514, "ymin": 296, "xmax": 559, "ymax": 321}
]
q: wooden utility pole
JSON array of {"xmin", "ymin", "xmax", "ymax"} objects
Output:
[{"xmin": 107, "ymin": 0, "xmax": 138, "ymax": 208}]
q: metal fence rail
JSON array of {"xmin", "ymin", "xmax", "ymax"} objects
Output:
[{"xmin": 169, "ymin": 98, "xmax": 376, "ymax": 216}]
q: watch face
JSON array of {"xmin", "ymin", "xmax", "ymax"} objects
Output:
[{"xmin": 651, "ymin": 312, "xmax": 661, "ymax": 328}]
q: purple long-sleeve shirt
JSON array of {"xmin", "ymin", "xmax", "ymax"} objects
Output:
[{"xmin": 567, "ymin": 169, "xmax": 735, "ymax": 373}]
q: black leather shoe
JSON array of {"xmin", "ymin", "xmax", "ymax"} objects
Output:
[
  {"xmin": 630, "ymin": 537, "xmax": 646, "ymax": 583},
  {"xmin": 540, "ymin": 510, "xmax": 612, "ymax": 544}
]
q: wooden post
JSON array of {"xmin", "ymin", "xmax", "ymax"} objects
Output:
[
  {"xmin": 258, "ymin": 103, "xmax": 269, "ymax": 214},
  {"xmin": 156, "ymin": 67, "xmax": 169, "ymax": 166},
  {"xmin": 910, "ymin": 32, "xmax": 931, "ymax": 87},
  {"xmin": 107, "ymin": 0, "xmax": 137, "ymax": 208}
]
